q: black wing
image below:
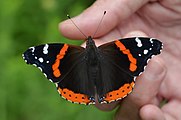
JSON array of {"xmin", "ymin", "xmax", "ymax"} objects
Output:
[
  {"xmin": 23, "ymin": 43, "xmax": 95, "ymax": 104},
  {"xmin": 97, "ymin": 37, "xmax": 162, "ymax": 103}
]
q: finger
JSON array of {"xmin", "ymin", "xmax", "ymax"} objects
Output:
[
  {"xmin": 59, "ymin": 0, "xmax": 149, "ymax": 39},
  {"xmin": 95, "ymin": 31, "xmax": 149, "ymax": 111},
  {"xmin": 162, "ymin": 99, "xmax": 181, "ymax": 120},
  {"xmin": 140, "ymin": 104, "xmax": 165, "ymax": 120},
  {"xmin": 130, "ymin": 56, "xmax": 166, "ymax": 106}
]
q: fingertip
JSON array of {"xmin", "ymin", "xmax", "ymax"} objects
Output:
[
  {"xmin": 59, "ymin": 18, "xmax": 85, "ymax": 39},
  {"xmin": 59, "ymin": 0, "xmax": 121, "ymax": 40},
  {"xmin": 140, "ymin": 104, "xmax": 165, "ymax": 120},
  {"xmin": 59, "ymin": 10, "xmax": 107, "ymax": 39}
]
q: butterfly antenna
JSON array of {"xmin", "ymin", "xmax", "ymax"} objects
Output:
[
  {"xmin": 92, "ymin": 11, "xmax": 106, "ymax": 38},
  {"xmin": 67, "ymin": 14, "xmax": 87, "ymax": 39}
]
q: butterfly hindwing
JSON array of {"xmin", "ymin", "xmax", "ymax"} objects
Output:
[
  {"xmin": 56, "ymin": 58, "xmax": 96, "ymax": 104},
  {"xmin": 96, "ymin": 55, "xmax": 135, "ymax": 103}
]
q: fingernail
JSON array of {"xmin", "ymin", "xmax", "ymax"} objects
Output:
[{"xmin": 124, "ymin": 31, "xmax": 147, "ymax": 37}]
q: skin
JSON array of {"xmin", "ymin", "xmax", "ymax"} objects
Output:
[{"xmin": 59, "ymin": 0, "xmax": 181, "ymax": 119}]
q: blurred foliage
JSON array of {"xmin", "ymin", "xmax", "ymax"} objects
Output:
[{"xmin": 0, "ymin": 0, "xmax": 116, "ymax": 120}]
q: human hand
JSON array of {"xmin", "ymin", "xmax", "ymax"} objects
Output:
[{"xmin": 59, "ymin": 0, "xmax": 181, "ymax": 119}]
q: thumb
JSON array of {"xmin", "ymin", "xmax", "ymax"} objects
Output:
[{"xmin": 59, "ymin": 0, "xmax": 149, "ymax": 39}]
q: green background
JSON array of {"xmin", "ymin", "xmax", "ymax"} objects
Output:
[{"xmin": 0, "ymin": 0, "xmax": 115, "ymax": 120}]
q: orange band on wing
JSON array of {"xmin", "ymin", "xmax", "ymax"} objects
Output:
[
  {"xmin": 104, "ymin": 82, "xmax": 135, "ymax": 102},
  {"xmin": 115, "ymin": 40, "xmax": 137, "ymax": 72},
  {"xmin": 52, "ymin": 44, "xmax": 69, "ymax": 77},
  {"xmin": 58, "ymin": 88, "xmax": 91, "ymax": 104}
]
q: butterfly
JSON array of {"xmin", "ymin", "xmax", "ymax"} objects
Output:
[{"xmin": 22, "ymin": 36, "xmax": 162, "ymax": 105}]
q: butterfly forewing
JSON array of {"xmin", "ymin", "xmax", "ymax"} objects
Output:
[{"xmin": 98, "ymin": 37, "xmax": 162, "ymax": 76}]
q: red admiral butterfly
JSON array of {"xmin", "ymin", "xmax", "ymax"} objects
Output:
[{"xmin": 22, "ymin": 36, "xmax": 162, "ymax": 105}]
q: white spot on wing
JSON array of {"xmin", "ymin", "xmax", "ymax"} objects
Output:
[
  {"xmin": 43, "ymin": 44, "xmax": 49, "ymax": 54},
  {"xmin": 38, "ymin": 57, "xmax": 44, "ymax": 63},
  {"xmin": 22, "ymin": 54, "xmax": 25, "ymax": 59},
  {"xmin": 43, "ymin": 73, "xmax": 47, "ymax": 77},
  {"xmin": 144, "ymin": 50, "xmax": 148, "ymax": 55},
  {"xmin": 30, "ymin": 47, "xmax": 35, "ymax": 52},
  {"xmin": 135, "ymin": 37, "xmax": 142, "ymax": 47},
  {"xmin": 150, "ymin": 38, "xmax": 154, "ymax": 43},
  {"xmin": 88, "ymin": 102, "xmax": 95, "ymax": 105},
  {"xmin": 38, "ymin": 67, "xmax": 42, "ymax": 71},
  {"xmin": 49, "ymin": 79, "xmax": 53, "ymax": 83},
  {"xmin": 33, "ymin": 64, "xmax": 37, "ymax": 67}
]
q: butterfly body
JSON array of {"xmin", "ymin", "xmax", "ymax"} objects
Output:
[{"xmin": 23, "ymin": 37, "xmax": 162, "ymax": 105}]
